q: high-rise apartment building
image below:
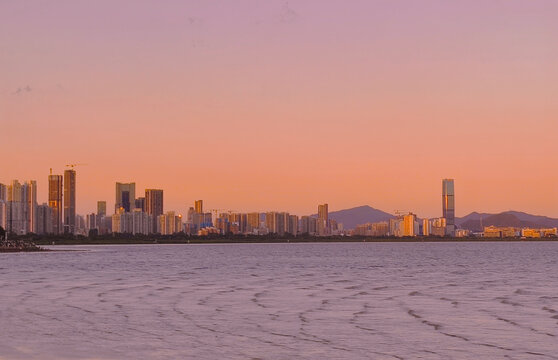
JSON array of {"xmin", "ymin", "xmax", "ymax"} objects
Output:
[
  {"xmin": 135, "ymin": 197, "xmax": 146, "ymax": 212},
  {"xmin": 265, "ymin": 212, "xmax": 277, "ymax": 234},
  {"xmin": 0, "ymin": 183, "xmax": 6, "ymax": 231},
  {"xmin": 431, "ymin": 217, "xmax": 447, "ymax": 237},
  {"xmin": 7, "ymin": 180, "xmax": 22, "ymax": 202},
  {"xmin": 195, "ymin": 200, "xmax": 203, "ymax": 214},
  {"xmin": 86, "ymin": 213, "xmax": 97, "ymax": 231},
  {"xmin": 0, "ymin": 183, "xmax": 6, "ymax": 202},
  {"xmin": 24, "ymin": 180, "xmax": 37, "ymax": 233},
  {"xmin": 442, "ymin": 179, "xmax": 455, "ymax": 236},
  {"xmin": 422, "ymin": 218, "xmax": 430, "ymax": 236},
  {"xmin": 265, "ymin": 212, "xmax": 289, "ymax": 235},
  {"xmin": 97, "ymin": 201, "xmax": 107, "ymax": 216},
  {"xmin": 158, "ymin": 211, "xmax": 182, "ymax": 235},
  {"xmin": 0, "ymin": 199, "xmax": 6, "ymax": 231},
  {"xmin": 48, "ymin": 173, "xmax": 63, "ymax": 234},
  {"xmin": 64, "ymin": 169, "xmax": 76, "ymax": 233},
  {"xmin": 115, "ymin": 182, "xmax": 135, "ymax": 213},
  {"xmin": 403, "ymin": 213, "xmax": 417, "ymax": 236},
  {"xmin": 300, "ymin": 216, "xmax": 318, "ymax": 235},
  {"xmin": 5, "ymin": 180, "xmax": 37, "ymax": 234},
  {"xmin": 145, "ymin": 189, "xmax": 163, "ymax": 231},
  {"xmin": 288, "ymin": 215, "xmax": 299, "ymax": 235},
  {"xmin": 317, "ymin": 203, "xmax": 329, "ymax": 236},
  {"xmin": 246, "ymin": 212, "xmax": 260, "ymax": 233},
  {"xmin": 145, "ymin": 189, "xmax": 163, "ymax": 217},
  {"xmin": 187, "ymin": 207, "xmax": 195, "ymax": 223},
  {"xmin": 36, "ymin": 203, "xmax": 53, "ymax": 234}
]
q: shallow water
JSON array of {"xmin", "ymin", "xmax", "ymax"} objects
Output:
[{"xmin": 1, "ymin": 242, "xmax": 558, "ymax": 359}]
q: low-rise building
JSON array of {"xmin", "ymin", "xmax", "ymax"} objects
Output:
[
  {"xmin": 484, "ymin": 226, "xmax": 517, "ymax": 238},
  {"xmin": 521, "ymin": 228, "xmax": 541, "ymax": 238}
]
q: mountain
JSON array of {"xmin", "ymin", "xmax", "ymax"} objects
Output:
[
  {"xmin": 457, "ymin": 211, "xmax": 558, "ymax": 232},
  {"xmin": 455, "ymin": 212, "xmax": 492, "ymax": 226},
  {"xmin": 312, "ymin": 205, "xmax": 394, "ymax": 230},
  {"xmin": 310, "ymin": 206, "xmax": 558, "ymax": 231},
  {"xmin": 504, "ymin": 211, "xmax": 558, "ymax": 228}
]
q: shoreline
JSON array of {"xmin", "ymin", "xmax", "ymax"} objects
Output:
[
  {"xmin": 0, "ymin": 246, "xmax": 48, "ymax": 253},
  {"xmin": 3, "ymin": 235, "xmax": 557, "ymax": 251},
  {"xmin": 29, "ymin": 236, "xmax": 558, "ymax": 246},
  {"xmin": 3, "ymin": 237, "xmax": 557, "ymax": 252}
]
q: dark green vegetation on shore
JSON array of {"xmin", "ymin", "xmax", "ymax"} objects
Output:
[{"xmin": 5, "ymin": 231, "xmax": 558, "ymax": 246}]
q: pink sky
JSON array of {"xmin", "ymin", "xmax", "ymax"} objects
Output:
[{"xmin": 1, "ymin": 0, "xmax": 557, "ymax": 218}]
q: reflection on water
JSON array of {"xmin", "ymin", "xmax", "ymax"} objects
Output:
[{"xmin": 1, "ymin": 242, "xmax": 558, "ymax": 359}]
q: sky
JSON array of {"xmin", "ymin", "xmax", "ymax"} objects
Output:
[{"xmin": 1, "ymin": 0, "xmax": 557, "ymax": 218}]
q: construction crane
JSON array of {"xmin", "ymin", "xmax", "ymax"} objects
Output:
[
  {"xmin": 394, "ymin": 210, "xmax": 408, "ymax": 217},
  {"xmin": 65, "ymin": 163, "xmax": 88, "ymax": 168}
]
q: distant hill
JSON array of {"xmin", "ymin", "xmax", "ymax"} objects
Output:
[
  {"xmin": 457, "ymin": 211, "xmax": 558, "ymax": 232},
  {"xmin": 312, "ymin": 205, "xmax": 394, "ymax": 230},
  {"xmin": 504, "ymin": 211, "xmax": 558, "ymax": 228},
  {"xmin": 455, "ymin": 212, "xmax": 492, "ymax": 225},
  {"xmin": 310, "ymin": 206, "xmax": 558, "ymax": 231}
]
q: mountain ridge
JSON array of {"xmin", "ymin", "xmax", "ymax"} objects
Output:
[
  {"xmin": 315, "ymin": 206, "xmax": 558, "ymax": 230},
  {"xmin": 310, "ymin": 205, "xmax": 394, "ymax": 230}
]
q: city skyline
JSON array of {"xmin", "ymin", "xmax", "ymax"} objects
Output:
[
  {"xmin": 1, "ymin": 170, "xmax": 558, "ymax": 219},
  {"xmin": 4, "ymin": 172, "xmax": 557, "ymax": 239},
  {"xmin": 2, "ymin": 1, "xmax": 557, "ymax": 218},
  {"xmin": 2, "ymin": 3, "xmax": 558, "ymax": 359}
]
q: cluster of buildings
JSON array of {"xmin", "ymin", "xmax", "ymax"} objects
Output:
[
  {"xmin": 0, "ymin": 169, "xmax": 78, "ymax": 236},
  {"xmin": 482, "ymin": 226, "xmax": 557, "ymax": 239},
  {"xmin": 351, "ymin": 179, "xmax": 557, "ymax": 239},
  {"xmin": 0, "ymin": 169, "xmax": 340, "ymax": 237},
  {"xmin": 205, "ymin": 203, "xmax": 341, "ymax": 236},
  {"xmin": 352, "ymin": 179, "xmax": 457, "ymax": 237},
  {"xmin": 2, "ymin": 174, "xmax": 556, "ymax": 239}
]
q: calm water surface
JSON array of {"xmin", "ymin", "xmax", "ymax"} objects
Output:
[{"xmin": 1, "ymin": 242, "xmax": 558, "ymax": 359}]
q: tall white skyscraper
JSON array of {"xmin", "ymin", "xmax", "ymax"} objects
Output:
[{"xmin": 442, "ymin": 179, "xmax": 455, "ymax": 236}]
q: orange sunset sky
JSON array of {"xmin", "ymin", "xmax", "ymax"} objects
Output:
[{"xmin": 1, "ymin": 1, "xmax": 557, "ymax": 218}]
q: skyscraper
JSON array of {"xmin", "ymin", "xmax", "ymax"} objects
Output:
[
  {"xmin": 0, "ymin": 200, "xmax": 5, "ymax": 231},
  {"xmin": 0, "ymin": 183, "xmax": 5, "ymax": 232},
  {"xmin": 4, "ymin": 180, "xmax": 37, "ymax": 234},
  {"xmin": 115, "ymin": 182, "xmax": 135, "ymax": 213},
  {"xmin": 0, "ymin": 183, "xmax": 6, "ymax": 202},
  {"xmin": 145, "ymin": 190, "xmax": 163, "ymax": 215},
  {"xmin": 64, "ymin": 169, "xmax": 76, "ymax": 233},
  {"xmin": 135, "ymin": 197, "xmax": 146, "ymax": 212},
  {"xmin": 318, "ymin": 203, "xmax": 329, "ymax": 236},
  {"xmin": 247, "ymin": 212, "xmax": 260, "ymax": 233},
  {"xmin": 36, "ymin": 203, "xmax": 53, "ymax": 235},
  {"xmin": 6, "ymin": 180, "xmax": 23, "ymax": 234},
  {"xmin": 24, "ymin": 180, "xmax": 37, "ymax": 233},
  {"xmin": 48, "ymin": 172, "xmax": 63, "ymax": 234},
  {"xmin": 97, "ymin": 201, "xmax": 107, "ymax": 216},
  {"xmin": 288, "ymin": 215, "xmax": 299, "ymax": 236},
  {"xmin": 195, "ymin": 200, "xmax": 203, "ymax": 214},
  {"xmin": 403, "ymin": 213, "xmax": 417, "ymax": 236},
  {"xmin": 187, "ymin": 207, "xmax": 195, "ymax": 223},
  {"xmin": 145, "ymin": 189, "xmax": 163, "ymax": 230},
  {"xmin": 442, "ymin": 178, "xmax": 455, "ymax": 236}
]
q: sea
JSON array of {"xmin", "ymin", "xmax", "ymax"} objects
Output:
[{"xmin": 1, "ymin": 242, "xmax": 557, "ymax": 359}]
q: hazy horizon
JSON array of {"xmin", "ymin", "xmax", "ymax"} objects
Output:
[{"xmin": 2, "ymin": 1, "xmax": 557, "ymax": 218}]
